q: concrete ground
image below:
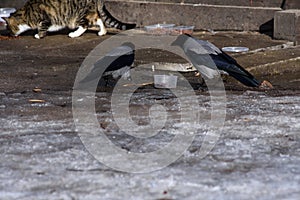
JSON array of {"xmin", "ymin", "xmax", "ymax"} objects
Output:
[{"xmin": 0, "ymin": 28, "xmax": 300, "ymax": 199}]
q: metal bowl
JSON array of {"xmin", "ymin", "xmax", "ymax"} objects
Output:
[
  {"xmin": 0, "ymin": 8, "xmax": 16, "ymax": 24},
  {"xmin": 221, "ymin": 46, "xmax": 249, "ymax": 53}
]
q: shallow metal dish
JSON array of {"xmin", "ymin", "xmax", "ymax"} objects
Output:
[
  {"xmin": 0, "ymin": 8, "xmax": 16, "ymax": 24},
  {"xmin": 222, "ymin": 46, "xmax": 249, "ymax": 53}
]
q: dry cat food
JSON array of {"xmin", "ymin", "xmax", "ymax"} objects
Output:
[
  {"xmin": 171, "ymin": 26, "xmax": 195, "ymax": 35},
  {"xmin": 0, "ymin": 35, "xmax": 19, "ymax": 40}
]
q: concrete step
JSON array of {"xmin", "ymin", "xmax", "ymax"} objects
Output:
[
  {"xmin": 1, "ymin": 0, "xmax": 299, "ymax": 9},
  {"xmin": 274, "ymin": 9, "xmax": 300, "ymax": 44},
  {"xmin": 0, "ymin": 0, "xmax": 25, "ymax": 8},
  {"xmin": 1, "ymin": 0, "xmax": 298, "ymax": 38},
  {"xmin": 125, "ymin": 0, "xmax": 282, "ymax": 8},
  {"xmin": 111, "ymin": 0, "xmax": 299, "ymax": 9},
  {"xmin": 106, "ymin": 1, "xmax": 281, "ymax": 31}
]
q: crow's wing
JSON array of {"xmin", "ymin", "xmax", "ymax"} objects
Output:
[
  {"xmin": 185, "ymin": 37, "xmax": 260, "ymax": 87},
  {"xmin": 183, "ymin": 38, "xmax": 217, "ymax": 55},
  {"xmin": 195, "ymin": 39, "xmax": 222, "ymax": 55},
  {"xmin": 92, "ymin": 45, "xmax": 134, "ymax": 73},
  {"xmin": 186, "ymin": 49, "xmax": 220, "ymax": 79},
  {"xmin": 106, "ymin": 45, "xmax": 134, "ymax": 57},
  {"xmin": 183, "ymin": 38, "xmax": 220, "ymax": 79},
  {"xmin": 210, "ymin": 52, "xmax": 260, "ymax": 87},
  {"xmin": 104, "ymin": 53, "xmax": 134, "ymax": 72},
  {"xmin": 80, "ymin": 45, "xmax": 134, "ymax": 83}
]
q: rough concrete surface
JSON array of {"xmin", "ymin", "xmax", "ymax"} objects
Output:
[
  {"xmin": 0, "ymin": 0, "xmax": 291, "ymax": 31},
  {"xmin": 105, "ymin": 1, "xmax": 281, "ymax": 31},
  {"xmin": 274, "ymin": 9, "xmax": 300, "ymax": 44},
  {"xmin": 128, "ymin": 0, "xmax": 282, "ymax": 7},
  {"xmin": 1, "ymin": 0, "xmax": 300, "ymax": 9},
  {"xmin": 0, "ymin": 27, "xmax": 300, "ymax": 199},
  {"xmin": 127, "ymin": 0, "xmax": 300, "ymax": 9}
]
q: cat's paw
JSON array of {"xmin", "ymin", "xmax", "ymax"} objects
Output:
[
  {"xmin": 34, "ymin": 34, "xmax": 41, "ymax": 39},
  {"xmin": 98, "ymin": 30, "xmax": 107, "ymax": 36},
  {"xmin": 68, "ymin": 32, "xmax": 80, "ymax": 38},
  {"xmin": 69, "ymin": 27, "xmax": 86, "ymax": 38}
]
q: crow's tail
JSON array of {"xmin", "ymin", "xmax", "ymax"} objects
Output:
[
  {"xmin": 228, "ymin": 68, "xmax": 261, "ymax": 87},
  {"xmin": 212, "ymin": 52, "xmax": 261, "ymax": 87}
]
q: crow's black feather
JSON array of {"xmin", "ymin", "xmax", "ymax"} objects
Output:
[
  {"xmin": 171, "ymin": 34, "xmax": 260, "ymax": 87},
  {"xmin": 80, "ymin": 42, "xmax": 135, "ymax": 83}
]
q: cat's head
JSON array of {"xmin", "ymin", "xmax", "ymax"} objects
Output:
[{"xmin": 4, "ymin": 9, "xmax": 30, "ymax": 36}]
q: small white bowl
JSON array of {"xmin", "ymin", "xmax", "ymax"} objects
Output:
[
  {"xmin": 0, "ymin": 8, "xmax": 16, "ymax": 24},
  {"xmin": 154, "ymin": 75, "xmax": 178, "ymax": 89},
  {"xmin": 221, "ymin": 46, "xmax": 249, "ymax": 53}
]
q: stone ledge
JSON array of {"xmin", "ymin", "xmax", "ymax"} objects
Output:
[
  {"xmin": 1, "ymin": 0, "xmax": 300, "ymax": 9},
  {"xmin": 274, "ymin": 9, "xmax": 300, "ymax": 44},
  {"xmin": 115, "ymin": 0, "xmax": 281, "ymax": 8},
  {"xmin": 110, "ymin": 0, "xmax": 299, "ymax": 9},
  {"xmin": 106, "ymin": 1, "xmax": 281, "ymax": 31}
]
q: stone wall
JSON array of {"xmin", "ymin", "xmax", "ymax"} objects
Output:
[
  {"xmin": 1, "ymin": 0, "xmax": 299, "ymax": 9},
  {"xmin": 274, "ymin": 9, "xmax": 300, "ymax": 44},
  {"xmin": 0, "ymin": 0, "xmax": 26, "ymax": 8},
  {"xmin": 121, "ymin": 0, "xmax": 282, "ymax": 7},
  {"xmin": 105, "ymin": 1, "xmax": 281, "ymax": 31},
  {"xmin": 1, "ymin": 0, "xmax": 299, "ymax": 42},
  {"xmin": 122, "ymin": 0, "xmax": 299, "ymax": 8}
]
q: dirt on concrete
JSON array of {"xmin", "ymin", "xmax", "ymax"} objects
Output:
[{"xmin": 1, "ymin": 29, "xmax": 299, "ymax": 92}]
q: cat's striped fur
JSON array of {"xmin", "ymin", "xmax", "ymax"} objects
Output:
[{"xmin": 4, "ymin": 0, "xmax": 136, "ymax": 39}]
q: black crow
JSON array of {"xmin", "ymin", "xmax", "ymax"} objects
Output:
[
  {"xmin": 80, "ymin": 42, "xmax": 135, "ymax": 84},
  {"xmin": 171, "ymin": 34, "xmax": 261, "ymax": 87}
]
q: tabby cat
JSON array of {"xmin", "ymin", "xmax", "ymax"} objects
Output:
[{"xmin": 4, "ymin": 0, "xmax": 136, "ymax": 39}]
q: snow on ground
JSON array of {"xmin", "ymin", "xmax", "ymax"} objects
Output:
[{"xmin": 0, "ymin": 90, "xmax": 299, "ymax": 199}]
